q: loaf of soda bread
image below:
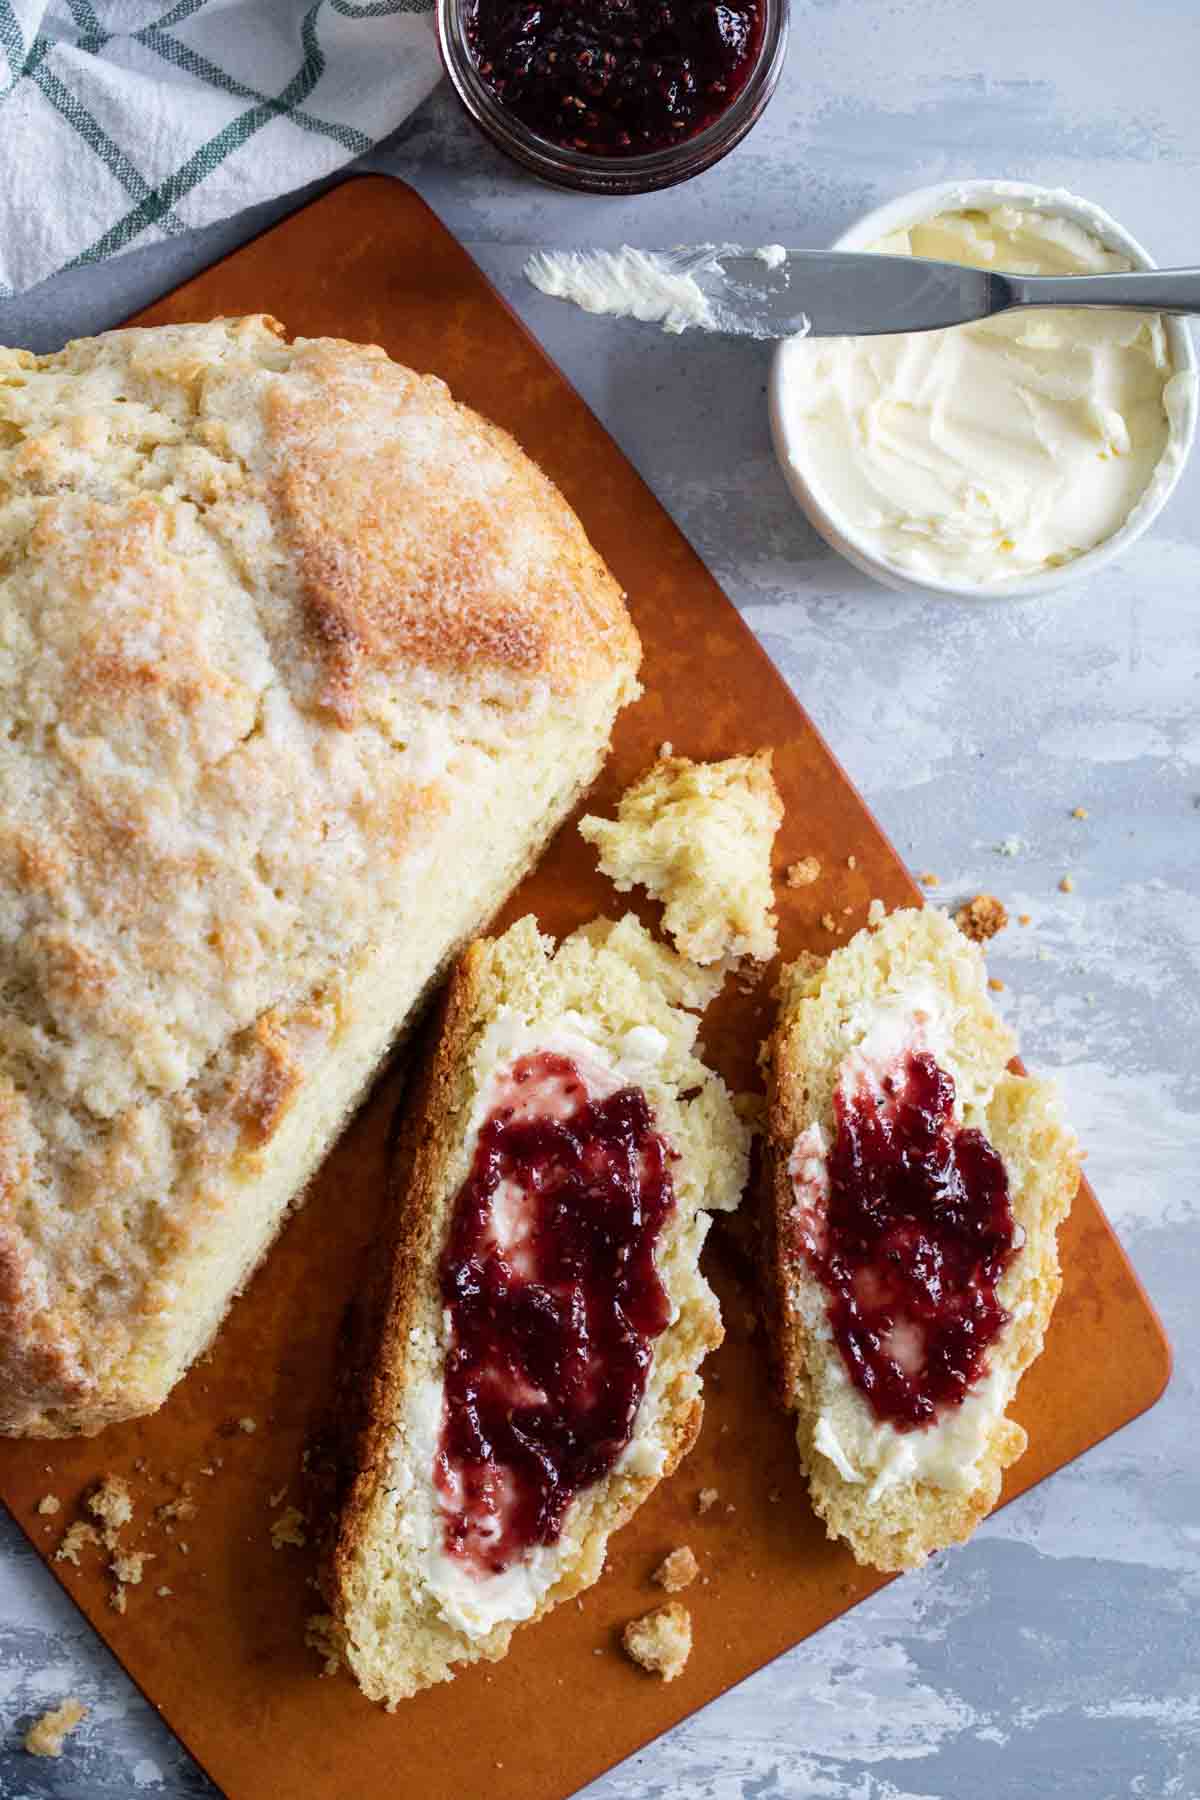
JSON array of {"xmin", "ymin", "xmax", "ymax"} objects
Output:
[
  {"xmin": 761, "ymin": 907, "xmax": 1079, "ymax": 1571},
  {"xmin": 0, "ymin": 317, "xmax": 641, "ymax": 1437},
  {"xmin": 326, "ymin": 913, "xmax": 748, "ymax": 1705}
]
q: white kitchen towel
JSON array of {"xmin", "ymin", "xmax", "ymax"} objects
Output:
[{"xmin": 0, "ymin": 0, "xmax": 442, "ymax": 296}]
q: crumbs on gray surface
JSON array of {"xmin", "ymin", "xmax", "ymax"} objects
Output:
[
  {"xmin": 996, "ymin": 835, "xmax": 1029, "ymax": 856},
  {"xmin": 23, "ymin": 1698, "xmax": 87, "ymax": 1759}
]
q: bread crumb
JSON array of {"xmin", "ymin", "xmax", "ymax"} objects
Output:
[
  {"xmin": 622, "ymin": 1603, "xmax": 692, "ymax": 1682},
  {"xmin": 1018, "ymin": 913, "xmax": 1032, "ymax": 926},
  {"xmin": 1071, "ymin": 806, "xmax": 1088, "ymax": 820},
  {"xmin": 156, "ymin": 1585, "xmax": 173, "ymax": 1598},
  {"xmin": 271, "ymin": 1506, "xmax": 307, "ymax": 1550},
  {"xmin": 846, "ymin": 854, "xmax": 857, "ymax": 870},
  {"xmin": 820, "ymin": 912, "xmax": 838, "ymax": 933},
  {"xmin": 305, "ymin": 1613, "xmax": 342, "ymax": 1676},
  {"xmin": 652, "ymin": 1546, "xmax": 700, "ymax": 1593},
  {"xmin": 697, "ymin": 1487, "xmax": 719, "ymax": 1514},
  {"xmin": 110, "ymin": 1550, "xmax": 153, "ymax": 1586},
  {"xmin": 955, "ymin": 893, "xmax": 1008, "ymax": 942},
  {"xmin": 1059, "ymin": 874, "xmax": 1075, "ymax": 893},
  {"xmin": 996, "ymin": 835, "xmax": 1027, "ymax": 857},
  {"xmin": 724, "ymin": 1503, "xmax": 736, "ymax": 1515},
  {"xmin": 268, "ymin": 1485, "xmax": 288, "ymax": 1509},
  {"xmin": 867, "ymin": 898, "xmax": 886, "ymax": 928},
  {"xmin": 841, "ymin": 905, "xmax": 853, "ymax": 916},
  {"xmin": 156, "ymin": 1496, "xmax": 197, "ymax": 1524},
  {"xmin": 786, "ymin": 856, "xmax": 821, "ymax": 888},
  {"xmin": 199, "ymin": 1465, "xmax": 216, "ymax": 1477},
  {"xmin": 579, "ymin": 749, "xmax": 782, "ymax": 965},
  {"xmin": 87, "ymin": 1475, "xmax": 133, "ymax": 1532},
  {"xmin": 988, "ymin": 977, "xmax": 1006, "ymax": 992},
  {"xmin": 918, "ymin": 871, "xmax": 939, "ymax": 888},
  {"xmin": 36, "ymin": 1494, "xmax": 60, "ymax": 1516},
  {"xmin": 23, "ymin": 1698, "xmax": 87, "ymax": 1758},
  {"xmin": 109, "ymin": 1585, "xmax": 127, "ymax": 1615},
  {"xmin": 55, "ymin": 1522, "xmax": 100, "ymax": 1566},
  {"xmin": 237, "ymin": 1417, "xmax": 257, "ymax": 1434},
  {"xmin": 732, "ymin": 1091, "xmax": 766, "ymax": 1130}
]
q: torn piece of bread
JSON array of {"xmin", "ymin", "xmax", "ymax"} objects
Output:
[
  {"xmin": 0, "ymin": 317, "xmax": 640, "ymax": 1437},
  {"xmin": 622, "ymin": 1602, "xmax": 692, "ymax": 1680},
  {"xmin": 761, "ymin": 907, "xmax": 1079, "ymax": 1572},
  {"xmin": 579, "ymin": 750, "xmax": 782, "ymax": 965},
  {"xmin": 326, "ymin": 913, "xmax": 749, "ymax": 1706}
]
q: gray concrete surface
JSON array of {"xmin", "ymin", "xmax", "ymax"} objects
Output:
[{"xmin": 2, "ymin": 1, "xmax": 1198, "ymax": 1793}]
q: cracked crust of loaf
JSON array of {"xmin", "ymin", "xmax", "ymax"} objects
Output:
[
  {"xmin": 325, "ymin": 913, "xmax": 749, "ymax": 1706},
  {"xmin": 579, "ymin": 749, "xmax": 783, "ymax": 965},
  {"xmin": 0, "ymin": 316, "xmax": 641, "ymax": 1437},
  {"xmin": 760, "ymin": 907, "xmax": 1080, "ymax": 1572}
]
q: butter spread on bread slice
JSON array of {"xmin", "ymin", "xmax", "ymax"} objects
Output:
[
  {"xmin": 326, "ymin": 914, "xmax": 748, "ymax": 1704},
  {"xmin": 0, "ymin": 317, "xmax": 640, "ymax": 1437},
  {"xmin": 761, "ymin": 907, "xmax": 1078, "ymax": 1571}
]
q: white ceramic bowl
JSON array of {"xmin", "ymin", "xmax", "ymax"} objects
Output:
[{"xmin": 768, "ymin": 178, "xmax": 1199, "ymax": 600}]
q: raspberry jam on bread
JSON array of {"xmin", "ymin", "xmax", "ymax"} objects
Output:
[
  {"xmin": 791, "ymin": 1045, "xmax": 1017, "ymax": 1430},
  {"xmin": 437, "ymin": 1050, "xmax": 675, "ymax": 1575}
]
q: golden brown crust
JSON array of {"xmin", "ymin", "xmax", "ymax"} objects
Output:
[
  {"xmin": 267, "ymin": 340, "xmax": 638, "ymax": 724},
  {"xmin": 326, "ymin": 946, "xmax": 484, "ymax": 1613}
]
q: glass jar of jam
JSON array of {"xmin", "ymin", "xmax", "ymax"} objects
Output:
[{"xmin": 437, "ymin": 0, "xmax": 789, "ymax": 194}]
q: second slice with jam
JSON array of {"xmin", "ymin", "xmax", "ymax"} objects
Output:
[
  {"xmin": 325, "ymin": 912, "xmax": 749, "ymax": 1704},
  {"xmin": 761, "ymin": 906, "xmax": 1080, "ymax": 1572}
]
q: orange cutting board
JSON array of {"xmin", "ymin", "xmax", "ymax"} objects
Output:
[{"xmin": 0, "ymin": 177, "xmax": 1170, "ymax": 1800}]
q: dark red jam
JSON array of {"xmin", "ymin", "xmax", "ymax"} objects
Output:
[
  {"xmin": 465, "ymin": 0, "xmax": 765, "ymax": 156},
  {"xmin": 436, "ymin": 1051, "xmax": 675, "ymax": 1575},
  {"xmin": 804, "ymin": 1050, "xmax": 1016, "ymax": 1429}
]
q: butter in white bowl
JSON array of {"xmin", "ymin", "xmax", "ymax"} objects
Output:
[{"xmin": 770, "ymin": 182, "xmax": 1198, "ymax": 598}]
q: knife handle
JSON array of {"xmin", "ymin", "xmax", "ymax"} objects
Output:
[{"xmin": 1005, "ymin": 267, "xmax": 1200, "ymax": 317}]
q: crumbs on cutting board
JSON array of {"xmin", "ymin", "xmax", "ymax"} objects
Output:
[
  {"xmin": 270, "ymin": 1506, "xmax": 308, "ymax": 1550},
  {"xmin": 785, "ymin": 856, "xmax": 821, "ymax": 887},
  {"xmin": 622, "ymin": 1603, "xmax": 692, "ymax": 1682},
  {"xmin": 38, "ymin": 1419, "xmax": 305, "ymax": 1617},
  {"xmin": 652, "ymin": 1546, "xmax": 700, "ymax": 1593}
]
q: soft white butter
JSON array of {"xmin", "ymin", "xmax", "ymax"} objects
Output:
[
  {"xmin": 525, "ymin": 243, "xmax": 798, "ymax": 335},
  {"xmin": 526, "ymin": 247, "xmax": 717, "ymax": 335},
  {"xmin": 775, "ymin": 204, "xmax": 1194, "ymax": 586}
]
